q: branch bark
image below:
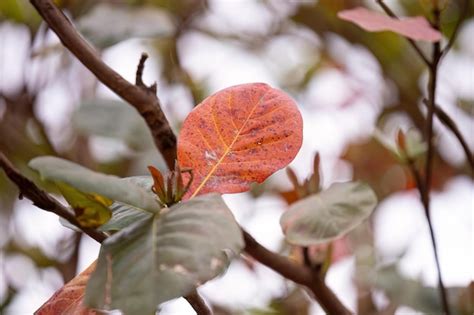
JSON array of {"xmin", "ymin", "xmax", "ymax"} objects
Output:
[
  {"xmin": 422, "ymin": 99, "xmax": 473, "ymax": 171},
  {"xmin": 377, "ymin": 2, "xmax": 452, "ymax": 313},
  {"xmin": 0, "ymin": 151, "xmax": 107, "ymax": 243},
  {"xmin": 375, "ymin": 0, "xmax": 431, "ymax": 67},
  {"xmin": 184, "ymin": 291, "xmax": 213, "ymax": 315},
  {"xmin": 441, "ymin": 0, "xmax": 469, "ymax": 58},
  {"xmin": 423, "ymin": 5, "xmax": 450, "ymax": 312},
  {"xmin": 243, "ymin": 230, "xmax": 351, "ymax": 315},
  {"xmin": 29, "ymin": 0, "xmax": 176, "ymax": 170}
]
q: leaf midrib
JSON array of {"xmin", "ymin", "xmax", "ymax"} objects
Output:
[{"xmin": 190, "ymin": 91, "xmax": 269, "ymax": 198}]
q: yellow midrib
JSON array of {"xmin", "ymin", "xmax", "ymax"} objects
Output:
[{"xmin": 190, "ymin": 93, "xmax": 266, "ymax": 198}]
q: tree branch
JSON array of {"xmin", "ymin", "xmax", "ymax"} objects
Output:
[
  {"xmin": 0, "ymin": 152, "xmax": 107, "ymax": 243},
  {"xmin": 243, "ymin": 230, "xmax": 352, "ymax": 315},
  {"xmin": 377, "ymin": 0, "xmax": 451, "ymax": 312},
  {"xmin": 375, "ymin": 0, "xmax": 431, "ymax": 67},
  {"xmin": 441, "ymin": 0, "xmax": 469, "ymax": 58},
  {"xmin": 29, "ymin": 0, "xmax": 176, "ymax": 170},
  {"xmin": 184, "ymin": 291, "xmax": 213, "ymax": 315},
  {"xmin": 423, "ymin": 4, "xmax": 451, "ymax": 314},
  {"xmin": 422, "ymin": 99, "xmax": 473, "ymax": 171}
]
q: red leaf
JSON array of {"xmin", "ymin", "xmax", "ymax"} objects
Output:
[
  {"xmin": 337, "ymin": 7, "xmax": 442, "ymax": 42},
  {"xmin": 35, "ymin": 262, "xmax": 97, "ymax": 315},
  {"xmin": 178, "ymin": 83, "xmax": 303, "ymax": 198}
]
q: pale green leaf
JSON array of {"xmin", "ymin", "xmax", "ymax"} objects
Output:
[
  {"xmin": 72, "ymin": 99, "xmax": 154, "ymax": 151},
  {"xmin": 280, "ymin": 182, "xmax": 377, "ymax": 246},
  {"xmin": 98, "ymin": 176, "xmax": 156, "ymax": 231},
  {"xmin": 29, "ymin": 156, "xmax": 160, "ymax": 213},
  {"xmin": 99, "ymin": 201, "xmax": 152, "ymax": 232},
  {"xmin": 78, "ymin": 3, "xmax": 175, "ymax": 48},
  {"xmin": 85, "ymin": 193, "xmax": 244, "ymax": 314}
]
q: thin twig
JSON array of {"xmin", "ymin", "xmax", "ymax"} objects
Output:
[
  {"xmin": 376, "ymin": 1, "xmax": 451, "ymax": 312},
  {"xmin": 375, "ymin": 0, "xmax": 431, "ymax": 66},
  {"xmin": 0, "ymin": 152, "xmax": 107, "ymax": 243},
  {"xmin": 29, "ymin": 0, "xmax": 176, "ymax": 170},
  {"xmin": 135, "ymin": 53, "xmax": 148, "ymax": 87},
  {"xmin": 423, "ymin": 3, "xmax": 451, "ymax": 314},
  {"xmin": 135, "ymin": 52, "xmax": 158, "ymax": 94},
  {"xmin": 243, "ymin": 230, "xmax": 352, "ymax": 315},
  {"xmin": 441, "ymin": 0, "xmax": 469, "ymax": 58},
  {"xmin": 184, "ymin": 291, "xmax": 213, "ymax": 315},
  {"xmin": 422, "ymin": 99, "xmax": 474, "ymax": 171}
]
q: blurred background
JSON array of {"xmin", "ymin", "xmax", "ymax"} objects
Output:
[{"xmin": 0, "ymin": 0, "xmax": 472, "ymax": 314}]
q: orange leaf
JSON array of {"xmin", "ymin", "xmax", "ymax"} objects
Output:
[
  {"xmin": 35, "ymin": 262, "xmax": 97, "ymax": 315},
  {"xmin": 338, "ymin": 7, "xmax": 442, "ymax": 42},
  {"xmin": 178, "ymin": 83, "xmax": 303, "ymax": 198}
]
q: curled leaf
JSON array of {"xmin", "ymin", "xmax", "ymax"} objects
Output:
[
  {"xmin": 57, "ymin": 183, "xmax": 112, "ymax": 228},
  {"xmin": 178, "ymin": 83, "xmax": 303, "ymax": 198}
]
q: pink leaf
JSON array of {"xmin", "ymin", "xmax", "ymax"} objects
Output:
[{"xmin": 337, "ymin": 7, "xmax": 442, "ymax": 42}]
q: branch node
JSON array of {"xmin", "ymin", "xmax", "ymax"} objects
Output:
[{"xmin": 150, "ymin": 82, "xmax": 158, "ymax": 94}]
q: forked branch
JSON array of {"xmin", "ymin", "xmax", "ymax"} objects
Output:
[
  {"xmin": 375, "ymin": 0, "xmax": 431, "ymax": 66},
  {"xmin": 0, "ymin": 152, "xmax": 107, "ymax": 243},
  {"xmin": 243, "ymin": 230, "xmax": 351, "ymax": 315}
]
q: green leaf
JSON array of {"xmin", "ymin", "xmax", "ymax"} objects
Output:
[
  {"xmin": 98, "ymin": 176, "xmax": 156, "ymax": 231},
  {"xmin": 29, "ymin": 156, "xmax": 160, "ymax": 213},
  {"xmin": 56, "ymin": 182, "xmax": 112, "ymax": 228},
  {"xmin": 72, "ymin": 99, "xmax": 154, "ymax": 151},
  {"xmin": 99, "ymin": 201, "xmax": 152, "ymax": 232},
  {"xmin": 280, "ymin": 182, "xmax": 377, "ymax": 246},
  {"xmin": 85, "ymin": 193, "xmax": 244, "ymax": 314}
]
